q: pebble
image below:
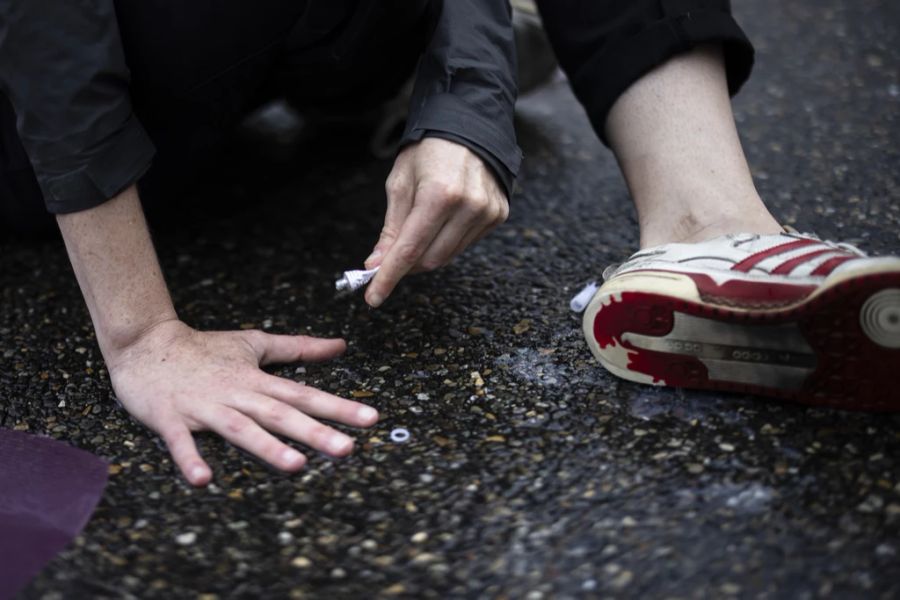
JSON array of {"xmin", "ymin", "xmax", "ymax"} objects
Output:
[{"xmin": 175, "ymin": 532, "xmax": 197, "ymax": 546}]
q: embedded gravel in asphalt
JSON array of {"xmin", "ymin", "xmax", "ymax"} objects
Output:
[{"xmin": 3, "ymin": 0, "xmax": 899, "ymax": 598}]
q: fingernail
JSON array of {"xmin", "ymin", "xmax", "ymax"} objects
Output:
[
  {"xmin": 191, "ymin": 465, "xmax": 208, "ymax": 482},
  {"xmin": 367, "ymin": 292, "xmax": 383, "ymax": 308},
  {"xmin": 282, "ymin": 449, "xmax": 304, "ymax": 466},
  {"xmin": 329, "ymin": 436, "xmax": 352, "ymax": 454},
  {"xmin": 358, "ymin": 406, "xmax": 379, "ymax": 423}
]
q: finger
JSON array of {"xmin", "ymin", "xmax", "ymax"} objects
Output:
[
  {"xmin": 256, "ymin": 373, "xmax": 380, "ymax": 427},
  {"xmin": 160, "ymin": 421, "xmax": 212, "ymax": 487},
  {"xmin": 449, "ymin": 198, "xmax": 508, "ymax": 260},
  {"xmin": 449, "ymin": 217, "xmax": 497, "ymax": 261},
  {"xmin": 207, "ymin": 406, "xmax": 308, "ymax": 471},
  {"xmin": 365, "ymin": 203, "xmax": 449, "ymax": 308},
  {"xmin": 230, "ymin": 391, "xmax": 355, "ymax": 457},
  {"xmin": 366, "ymin": 169, "xmax": 415, "ymax": 269},
  {"xmin": 248, "ymin": 332, "xmax": 347, "ymax": 366},
  {"xmin": 417, "ymin": 205, "xmax": 488, "ymax": 271}
]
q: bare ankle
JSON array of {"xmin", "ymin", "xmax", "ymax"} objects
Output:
[{"xmin": 639, "ymin": 205, "xmax": 783, "ymax": 248}]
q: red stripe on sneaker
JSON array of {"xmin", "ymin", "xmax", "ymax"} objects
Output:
[
  {"xmin": 731, "ymin": 239, "xmax": 820, "ymax": 272},
  {"xmin": 684, "ymin": 272, "xmax": 816, "ymax": 305},
  {"xmin": 771, "ymin": 249, "xmax": 838, "ymax": 274},
  {"xmin": 810, "ymin": 255, "xmax": 856, "ymax": 276}
]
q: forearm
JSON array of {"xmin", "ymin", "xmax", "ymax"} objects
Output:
[
  {"xmin": 400, "ymin": 0, "xmax": 521, "ymax": 197},
  {"xmin": 57, "ymin": 185, "xmax": 177, "ymax": 358}
]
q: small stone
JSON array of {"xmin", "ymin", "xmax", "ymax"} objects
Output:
[
  {"xmin": 857, "ymin": 495, "xmax": 884, "ymax": 513},
  {"xmin": 175, "ymin": 532, "xmax": 197, "ymax": 546},
  {"xmin": 470, "ymin": 371, "xmax": 485, "ymax": 387},
  {"xmin": 351, "ymin": 390, "xmax": 375, "ymax": 398},
  {"xmin": 513, "ymin": 319, "xmax": 532, "ymax": 334},
  {"xmin": 686, "ymin": 463, "xmax": 704, "ymax": 474},
  {"xmin": 291, "ymin": 556, "xmax": 312, "ymax": 568},
  {"xmin": 485, "ymin": 435, "xmax": 506, "ymax": 443},
  {"xmin": 331, "ymin": 568, "xmax": 346, "ymax": 578},
  {"xmin": 373, "ymin": 555, "xmax": 394, "ymax": 567},
  {"xmin": 383, "ymin": 584, "xmax": 406, "ymax": 595},
  {"xmin": 719, "ymin": 443, "xmax": 735, "ymax": 452},
  {"xmin": 278, "ymin": 531, "xmax": 293, "ymax": 545},
  {"xmin": 412, "ymin": 552, "xmax": 438, "ymax": 564},
  {"xmin": 611, "ymin": 570, "xmax": 633, "ymax": 589},
  {"xmin": 721, "ymin": 582, "xmax": 741, "ymax": 595},
  {"xmin": 411, "ymin": 531, "xmax": 429, "ymax": 543}
]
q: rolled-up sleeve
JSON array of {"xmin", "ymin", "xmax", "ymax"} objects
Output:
[
  {"xmin": 0, "ymin": 0, "xmax": 155, "ymax": 214},
  {"xmin": 400, "ymin": 0, "xmax": 522, "ymax": 198}
]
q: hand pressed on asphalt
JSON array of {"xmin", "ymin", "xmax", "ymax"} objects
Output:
[
  {"xmin": 106, "ymin": 320, "xmax": 379, "ymax": 486},
  {"xmin": 363, "ymin": 137, "xmax": 509, "ymax": 308}
]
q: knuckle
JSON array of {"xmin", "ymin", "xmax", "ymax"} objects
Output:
[
  {"xmin": 468, "ymin": 194, "xmax": 490, "ymax": 213},
  {"xmin": 424, "ymin": 181, "xmax": 464, "ymax": 206},
  {"xmin": 385, "ymin": 175, "xmax": 410, "ymax": 198},
  {"xmin": 419, "ymin": 256, "xmax": 443, "ymax": 272},
  {"xmin": 161, "ymin": 426, "xmax": 187, "ymax": 448},
  {"xmin": 309, "ymin": 424, "xmax": 334, "ymax": 446},
  {"xmin": 379, "ymin": 224, "xmax": 399, "ymax": 240},
  {"xmin": 265, "ymin": 401, "xmax": 289, "ymax": 425},
  {"xmin": 223, "ymin": 412, "xmax": 250, "ymax": 436},
  {"xmin": 396, "ymin": 242, "xmax": 423, "ymax": 265},
  {"xmin": 498, "ymin": 202, "xmax": 510, "ymax": 224},
  {"xmin": 241, "ymin": 329, "xmax": 266, "ymax": 349}
]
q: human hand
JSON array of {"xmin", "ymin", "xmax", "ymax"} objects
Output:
[
  {"xmin": 106, "ymin": 319, "xmax": 379, "ymax": 486},
  {"xmin": 363, "ymin": 137, "xmax": 509, "ymax": 307}
]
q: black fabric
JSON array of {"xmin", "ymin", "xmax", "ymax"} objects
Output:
[
  {"xmin": 536, "ymin": 0, "xmax": 755, "ymax": 145},
  {"xmin": 400, "ymin": 0, "xmax": 520, "ymax": 194},
  {"xmin": 0, "ymin": 0, "xmax": 519, "ymax": 224}
]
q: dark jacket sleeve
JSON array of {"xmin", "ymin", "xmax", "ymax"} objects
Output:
[
  {"xmin": 400, "ymin": 0, "xmax": 522, "ymax": 198},
  {"xmin": 0, "ymin": 0, "xmax": 155, "ymax": 214}
]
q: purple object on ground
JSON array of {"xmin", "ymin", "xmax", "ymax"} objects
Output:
[{"xmin": 0, "ymin": 428, "xmax": 108, "ymax": 599}]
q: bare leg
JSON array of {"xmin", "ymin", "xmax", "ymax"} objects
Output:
[{"xmin": 606, "ymin": 44, "xmax": 782, "ymax": 249}]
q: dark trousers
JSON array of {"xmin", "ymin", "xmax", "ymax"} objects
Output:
[
  {"xmin": 0, "ymin": 1, "xmax": 435, "ymax": 235},
  {"xmin": 1, "ymin": 0, "xmax": 753, "ymax": 234},
  {"xmin": 535, "ymin": 0, "xmax": 754, "ymax": 144}
]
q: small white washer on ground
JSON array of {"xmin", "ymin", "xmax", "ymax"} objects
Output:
[{"xmin": 390, "ymin": 428, "xmax": 411, "ymax": 443}]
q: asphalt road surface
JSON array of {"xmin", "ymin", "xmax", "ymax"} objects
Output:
[{"xmin": 2, "ymin": 0, "xmax": 898, "ymax": 598}]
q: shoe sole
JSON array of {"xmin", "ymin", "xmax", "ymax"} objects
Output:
[{"xmin": 582, "ymin": 264, "xmax": 900, "ymax": 411}]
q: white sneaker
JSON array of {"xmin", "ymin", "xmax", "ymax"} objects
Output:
[{"xmin": 580, "ymin": 231, "xmax": 900, "ymax": 411}]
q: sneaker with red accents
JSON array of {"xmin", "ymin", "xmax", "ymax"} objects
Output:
[{"xmin": 579, "ymin": 231, "xmax": 900, "ymax": 411}]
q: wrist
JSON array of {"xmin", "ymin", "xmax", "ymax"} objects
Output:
[{"xmin": 96, "ymin": 310, "xmax": 181, "ymax": 362}]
